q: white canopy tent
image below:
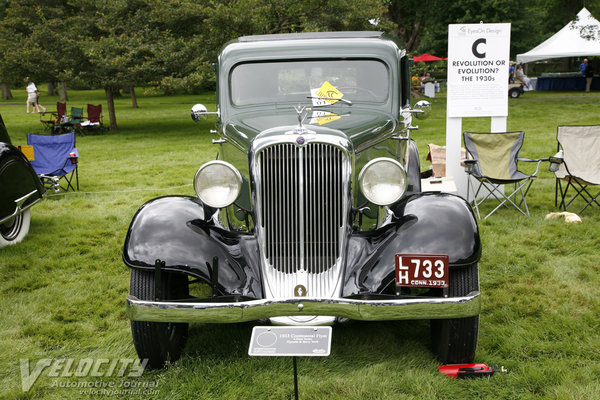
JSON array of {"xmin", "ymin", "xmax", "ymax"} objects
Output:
[{"xmin": 517, "ymin": 8, "xmax": 600, "ymax": 64}]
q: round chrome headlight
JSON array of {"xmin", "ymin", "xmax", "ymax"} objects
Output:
[
  {"xmin": 358, "ymin": 158, "xmax": 407, "ymax": 206},
  {"xmin": 194, "ymin": 161, "xmax": 242, "ymax": 208}
]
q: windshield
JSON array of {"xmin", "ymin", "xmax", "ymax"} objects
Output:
[{"xmin": 230, "ymin": 59, "xmax": 389, "ymax": 107}]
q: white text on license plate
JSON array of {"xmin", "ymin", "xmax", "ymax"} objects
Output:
[{"xmin": 395, "ymin": 254, "xmax": 449, "ymax": 288}]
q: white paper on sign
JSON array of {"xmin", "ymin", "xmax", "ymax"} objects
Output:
[{"xmin": 310, "ymin": 88, "xmax": 330, "ymax": 107}]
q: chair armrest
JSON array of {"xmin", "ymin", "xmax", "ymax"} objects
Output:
[
  {"xmin": 517, "ymin": 158, "xmax": 545, "ymax": 177},
  {"xmin": 518, "ymin": 157, "xmax": 547, "ymax": 162}
]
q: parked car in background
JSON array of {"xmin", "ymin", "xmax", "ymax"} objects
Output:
[
  {"xmin": 0, "ymin": 114, "xmax": 45, "ymax": 248},
  {"xmin": 124, "ymin": 31, "xmax": 482, "ymax": 368}
]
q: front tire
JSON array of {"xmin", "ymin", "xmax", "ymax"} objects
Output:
[
  {"xmin": 130, "ymin": 269, "xmax": 189, "ymax": 369},
  {"xmin": 0, "ymin": 209, "xmax": 31, "ymax": 248},
  {"xmin": 430, "ymin": 263, "xmax": 479, "ymax": 363}
]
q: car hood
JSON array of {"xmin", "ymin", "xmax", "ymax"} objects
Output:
[{"xmin": 223, "ymin": 107, "xmax": 397, "ymax": 152}]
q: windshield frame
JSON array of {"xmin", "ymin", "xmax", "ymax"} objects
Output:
[{"xmin": 228, "ymin": 58, "xmax": 391, "ymax": 109}]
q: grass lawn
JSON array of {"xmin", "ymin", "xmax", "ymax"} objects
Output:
[{"xmin": 1, "ymin": 88, "xmax": 599, "ymax": 399}]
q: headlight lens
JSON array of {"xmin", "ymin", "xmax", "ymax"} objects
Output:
[
  {"xmin": 359, "ymin": 158, "xmax": 407, "ymax": 206},
  {"xmin": 194, "ymin": 161, "xmax": 242, "ymax": 208}
]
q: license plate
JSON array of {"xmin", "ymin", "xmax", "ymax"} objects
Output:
[{"xmin": 395, "ymin": 254, "xmax": 449, "ymax": 288}]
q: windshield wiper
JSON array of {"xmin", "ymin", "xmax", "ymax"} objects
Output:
[{"xmin": 306, "ymin": 96, "xmax": 353, "ymax": 106}]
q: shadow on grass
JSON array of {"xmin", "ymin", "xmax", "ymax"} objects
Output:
[{"xmin": 183, "ymin": 318, "xmax": 432, "ymax": 365}]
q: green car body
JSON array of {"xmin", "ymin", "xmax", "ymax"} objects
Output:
[{"xmin": 124, "ymin": 31, "xmax": 482, "ymax": 369}]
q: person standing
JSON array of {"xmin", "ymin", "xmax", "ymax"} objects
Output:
[
  {"xmin": 584, "ymin": 59, "xmax": 594, "ymax": 93},
  {"xmin": 24, "ymin": 77, "xmax": 46, "ymax": 113},
  {"xmin": 579, "ymin": 58, "xmax": 587, "ymax": 77}
]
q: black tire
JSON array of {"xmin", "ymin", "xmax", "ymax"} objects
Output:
[
  {"xmin": 430, "ymin": 263, "xmax": 479, "ymax": 363},
  {"xmin": 509, "ymin": 88, "xmax": 520, "ymax": 98},
  {"xmin": 130, "ymin": 269, "xmax": 189, "ymax": 369}
]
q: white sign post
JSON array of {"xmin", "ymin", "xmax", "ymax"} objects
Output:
[{"xmin": 446, "ymin": 23, "xmax": 511, "ymax": 198}]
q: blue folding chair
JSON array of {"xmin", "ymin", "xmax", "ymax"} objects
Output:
[{"xmin": 27, "ymin": 132, "xmax": 79, "ymax": 192}]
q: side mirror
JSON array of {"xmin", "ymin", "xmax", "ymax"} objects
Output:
[
  {"xmin": 191, "ymin": 104, "xmax": 219, "ymax": 122},
  {"xmin": 413, "ymin": 100, "xmax": 431, "ymax": 120}
]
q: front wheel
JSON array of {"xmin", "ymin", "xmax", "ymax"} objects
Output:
[
  {"xmin": 430, "ymin": 263, "xmax": 479, "ymax": 363},
  {"xmin": 509, "ymin": 88, "xmax": 521, "ymax": 98},
  {"xmin": 130, "ymin": 269, "xmax": 189, "ymax": 369},
  {"xmin": 0, "ymin": 209, "xmax": 31, "ymax": 248}
]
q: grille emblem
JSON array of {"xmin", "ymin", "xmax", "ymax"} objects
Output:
[
  {"xmin": 294, "ymin": 285, "xmax": 307, "ymax": 297},
  {"xmin": 296, "ymin": 136, "xmax": 305, "ymax": 145}
]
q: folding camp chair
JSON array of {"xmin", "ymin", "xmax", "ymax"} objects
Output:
[
  {"xmin": 463, "ymin": 131, "xmax": 543, "ymax": 219},
  {"xmin": 59, "ymin": 107, "xmax": 84, "ymax": 134},
  {"xmin": 80, "ymin": 104, "xmax": 104, "ymax": 133},
  {"xmin": 27, "ymin": 132, "xmax": 79, "ymax": 192},
  {"xmin": 551, "ymin": 125, "xmax": 600, "ymax": 214},
  {"xmin": 40, "ymin": 102, "xmax": 67, "ymax": 132}
]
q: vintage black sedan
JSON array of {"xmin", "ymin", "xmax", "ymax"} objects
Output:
[
  {"xmin": 0, "ymin": 114, "xmax": 45, "ymax": 248},
  {"xmin": 124, "ymin": 32, "xmax": 481, "ymax": 368}
]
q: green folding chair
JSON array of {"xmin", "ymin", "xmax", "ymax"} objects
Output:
[
  {"xmin": 463, "ymin": 131, "xmax": 544, "ymax": 219},
  {"xmin": 60, "ymin": 107, "xmax": 84, "ymax": 134}
]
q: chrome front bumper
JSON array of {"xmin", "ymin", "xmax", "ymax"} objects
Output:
[{"xmin": 126, "ymin": 291, "xmax": 481, "ymax": 323}]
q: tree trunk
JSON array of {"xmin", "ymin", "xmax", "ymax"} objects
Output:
[
  {"xmin": 130, "ymin": 85, "xmax": 138, "ymax": 108},
  {"xmin": 47, "ymin": 82, "xmax": 58, "ymax": 96},
  {"xmin": 59, "ymin": 82, "xmax": 68, "ymax": 101},
  {"xmin": 1, "ymin": 83, "xmax": 13, "ymax": 100},
  {"xmin": 105, "ymin": 87, "xmax": 118, "ymax": 130}
]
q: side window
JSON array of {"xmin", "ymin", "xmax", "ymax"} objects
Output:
[{"xmin": 400, "ymin": 55, "xmax": 411, "ymax": 109}]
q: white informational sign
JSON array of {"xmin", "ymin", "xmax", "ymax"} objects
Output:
[
  {"xmin": 248, "ymin": 326, "xmax": 332, "ymax": 357},
  {"xmin": 447, "ymin": 23, "xmax": 511, "ymax": 117}
]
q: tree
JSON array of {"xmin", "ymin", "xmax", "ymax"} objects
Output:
[
  {"xmin": 386, "ymin": 0, "xmax": 438, "ymax": 52},
  {"xmin": 0, "ymin": 1, "xmax": 91, "ymax": 102},
  {"xmin": 0, "ymin": 35, "xmax": 20, "ymax": 100},
  {"xmin": 0, "ymin": 2, "xmax": 16, "ymax": 100},
  {"xmin": 410, "ymin": 0, "xmax": 546, "ymax": 59},
  {"xmin": 73, "ymin": 0, "xmax": 165, "ymax": 128}
]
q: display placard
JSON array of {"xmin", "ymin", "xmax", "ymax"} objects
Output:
[
  {"xmin": 447, "ymin": 23, "xmax": 511, "ymax": 117},
  {"xmin": 249, "ymin": 326, "xmax": 332, "ymax": 357}
]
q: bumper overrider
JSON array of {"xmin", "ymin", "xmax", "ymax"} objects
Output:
[{"xmin": 126, "ymin": 292, "xmax": 481, "ymax": 323}]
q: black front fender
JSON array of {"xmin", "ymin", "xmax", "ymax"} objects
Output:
[
  {"xmin": 123, "ymin": 196, "xmax": 262, "ymax": 298},
  {"xmin": 343, "ymin": 193, "xmax": 481, "ymax": 296},
  {"xmin": 0, "ymin": 143, "xmax": 45, "ymax": 221}
]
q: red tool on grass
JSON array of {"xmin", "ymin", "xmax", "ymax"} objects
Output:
[{"xmin": 438, "ymin": 363, "xmax": 507, "ymax": 378}]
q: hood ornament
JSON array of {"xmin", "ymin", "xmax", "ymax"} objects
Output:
[{"xmin": 294, "ymin": 105, "xmax": 310, "ymax": 134}]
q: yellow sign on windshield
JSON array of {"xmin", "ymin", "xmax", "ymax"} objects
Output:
[{"xmin": 313, "ymin": 81, "xmax": 344, "ymax": 105}]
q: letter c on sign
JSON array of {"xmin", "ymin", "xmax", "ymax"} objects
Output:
[{"xmin": 472, "ymin": 38, "xmax": 486, "ymax": 58}]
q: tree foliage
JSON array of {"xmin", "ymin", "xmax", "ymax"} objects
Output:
[{"xmin": 1, "ymin": 0, "xmax": 598, "ymax": 124}]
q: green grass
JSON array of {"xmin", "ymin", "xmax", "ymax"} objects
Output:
[{"xmin": 1, "ymin": 89, "xmax": 600, "ymax": 399}]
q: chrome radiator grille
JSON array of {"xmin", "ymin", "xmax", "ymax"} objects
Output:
[{"xmin": 256, "ymin": 142, "xmax": 348, "ymax": 297}]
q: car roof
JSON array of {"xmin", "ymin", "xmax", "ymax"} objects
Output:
[
  {"xmin": 221, "ymin": 31, "xmax": 404, "ymax": 63},
  {"xmin": 238, "ymin": 31, "xmax": 384, "ymax": 42}
]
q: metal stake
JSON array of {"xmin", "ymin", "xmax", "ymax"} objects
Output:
[{"xmin": 293, "ymin": 356, "xmax": 299, "ymax": 400}]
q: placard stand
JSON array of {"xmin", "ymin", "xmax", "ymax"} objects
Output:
[
  {"xmin": 248, "ymin": 326, "xmax": 333, "ymax": 400},
  {"xmin": 293, "ymin": 357, "xmax": 299, "ymax": 400}
]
